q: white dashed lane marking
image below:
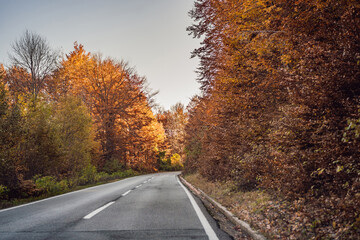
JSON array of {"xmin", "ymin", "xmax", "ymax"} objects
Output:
[
  {"xmin": 121, "ymin": 190, "xmax": 131, "ymax": 197},
  {"xmin": 83, "ymin": 201, "xmax": 115, "ymax": 219},
  {"xmin": 83, "ymin": 176, "xmax": 154, "ymax": 219}
]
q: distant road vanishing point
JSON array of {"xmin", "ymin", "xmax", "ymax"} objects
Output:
[{"xmin": 0, "ymin": 172, "xmax": 231, "ymax": 240}]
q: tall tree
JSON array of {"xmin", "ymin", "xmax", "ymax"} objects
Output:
[
  {"xmin": 53, "ymin": 95, "xmax": 98, "ymax": 178},
  {"xmin": 126, "ymin": 97, "xmax": 165, "ymax": 171},
  {"xmin": 7, "ymin": 30, "xmax": 59, "ymax": 98},
  {"xmin": 58, "ymin": 43, "xmax": 163, "ymax": 169},
  {"xmin": 0, "ymin": 75, "xmax": 23, "ymax": 191},
  {"xmin": 186, "ymin": 0, "xmax": 359, "ymax": 237},
  {"xmin": 158, "ymin": 103, "xmax": 187, "ymax": 158}
]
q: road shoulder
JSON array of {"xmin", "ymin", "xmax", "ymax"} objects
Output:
[{"xmin": 179, "ymin": 175, "xmax": 266, "ymax": 240}]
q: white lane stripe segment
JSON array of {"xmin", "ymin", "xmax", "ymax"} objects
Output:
[
  {"xmin": 135, "ymin": 184, "xmax": 142, "ymax": 188},
  {"xmin": 83, "ymin": 201, "xmax": 114, "ymax": 219},
  {"xmin": 122, "ymin": 190, "xmax": 131, "ymax": 196},
  {"xmin": 177, "ymin": 176, "xmax": 219, "ymax": 240}
]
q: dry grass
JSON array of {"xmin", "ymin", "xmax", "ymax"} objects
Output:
[
  {"xmin": 186, "ymin": 173, "xmax": 360, "ymax": 239},
  {"xmin": 183, "ymin": 173, "xmax": 310, "ymax": 239},
  {"xmin": 185, "ymin": 173, "xmax": 270, "ymax": 209}
]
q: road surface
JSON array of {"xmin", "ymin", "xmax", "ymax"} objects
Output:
[{"xmin": 0, "ymin": 172, "xmax": 231, "ymax": 239}]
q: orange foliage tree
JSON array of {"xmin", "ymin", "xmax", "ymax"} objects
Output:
[
  {"xmin": 56, "ymin": 43, "xmax": 165, "ymax": 170},
  {"xmin": 157, "ymin": 103, "xmax": 187, "ymax": 159},
  {"xmin": 186, "ymin": 0, "xmax": 359, "ymax": 238}
]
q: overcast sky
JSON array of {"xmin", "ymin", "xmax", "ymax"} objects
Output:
[{"xmin": 0, "ymin": 0, "xmax": 201, "ymax": 110}]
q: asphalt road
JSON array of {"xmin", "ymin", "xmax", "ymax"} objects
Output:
[{"xmin": 0, "ymin": 172, "xmax": 231, "ymax": 240}]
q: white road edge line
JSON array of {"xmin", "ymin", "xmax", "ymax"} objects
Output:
[
  {"xmin": 122, "ymin": 190, "xmax": 131, "ymax": 196},
  {"xmin": 0, "ymin": 177, "xmax": 133, "ymax": 213},
  {"xmin": 177, "ymin": 176, "xmax": 219, "ymax": 240},
  {"xmin": 83, "ymin": 201, "xmax": 115, "ymax": 219}
]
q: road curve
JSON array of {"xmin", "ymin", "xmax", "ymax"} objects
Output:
[{"xmin": 0, "ymin": 172, "xmax": 231, "ymax": 240}]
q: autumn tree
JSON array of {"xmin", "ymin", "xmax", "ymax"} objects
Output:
[
  {"xmin": 1, "ymin": 36, "xmax": 166, "ymax": 198},
  {"xmin": 0, "ymin": 64, "xmax": 5, "ymax": 81},
  {"xmin": 57, "ymin": 43, "xmax": 164, "ymax": 170},
  {"xmin": 186, "ymin": 0, "xmax": 286, "ymax": 183},
  {"xmin": 52, "ymin": 95, "xmax": 98, "ymax": 178},
  {"xmin": 1, "ymin": 60, "xmax": 98, "ymax": 188},
  {"xmin": 183, "ymin": 96, "xmax": 206, "ymax": 173},
  {"xmin": 20, "ymin": 99, "xmax": 62, "ymax": 178},
  {"xmin": 186, "ymin": 0, "xmax": 360, "ymax": 238},
  {"xmin": 126, "ymin": 97, "xmax": 165, "ymax": 171},
  {"xmin": 157, "ymin": 103, "xmax": 187, "ymax": 158},
  {"xmin": 273, "ymin": 0, "xmax": 360, "ymax": 196},
  {"xmin": 7, "ymin": 30, "xmax": 59, "ymax": 98},
  {"xmin": 0, "ymin": 76, "xmax": 23, "ymax": 193}
]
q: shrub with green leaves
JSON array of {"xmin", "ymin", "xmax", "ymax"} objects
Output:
[
  {"xmin": 103, "ymin": 158, "xmax": 124, "ymax": 174},
  {"xmin": 34, "ymin": 176, "xmax": 68, "ymax": 194},
  {"xmin": 79, "ymin": 165, "xmax": 97, "ymax": 185},
  {"xmin": 0, "ymin": 185, "xmax": 9, "ymax": 200}
]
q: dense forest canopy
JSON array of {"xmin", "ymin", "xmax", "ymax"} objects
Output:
[
  {"xmin": 0, "ymin": 35, "xmax": 185, "ymax": 199},
  {"xmin": 184, "ymin": 0, "xmax": 359, "ymax": 238}
]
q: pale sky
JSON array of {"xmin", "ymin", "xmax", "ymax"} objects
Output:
[{"xmin": 0, "ymin": 0, "xmax": 201, "ymax": 110}]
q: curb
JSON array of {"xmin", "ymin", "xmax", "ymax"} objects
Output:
[{"xmin": 179, "ymin": 175, "xmax": 266, "ymax": 240}]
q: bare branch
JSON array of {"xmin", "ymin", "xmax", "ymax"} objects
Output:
[{"xmin": 8, "ymin": 30, "xmax": 59, "ymax": 98}]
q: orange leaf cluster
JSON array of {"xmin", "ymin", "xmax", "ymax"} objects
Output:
[{"xmin": 185, "ymin": 0, "xmax": 359, "ymax": 238}]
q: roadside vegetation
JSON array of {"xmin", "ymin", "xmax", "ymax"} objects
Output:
[
  {"xmin": 184, "ymin": 0, "xmax": 359, "ymax": 239},
  {"xmin": 0, "ymin": 31, "xmax": 185, "ymax": 206},
  {"xmin": 184, "ymin": 173, "xmax": 335, "ymax": 239},
  {"xmin": 0, "ymin": 169, "xmax": 138, "ymax": 210}
]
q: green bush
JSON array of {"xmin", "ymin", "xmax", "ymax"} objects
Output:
[
  {"xmin": 110, "ymin": 169, "xmax": 136, "ymax": 179},
  {"xmin": 34, "ymin": 176, "xmax": 68, "ymax": 194},
  {"xmin": 67, "ymin": 179, "xmax": 77, "ymax": 188},
  {"xmin": 0, "ymin": 185, "xmax": 9, "ymax": 200},
  {"xmin": 95, "ymin": 169, "xmax": 137, "ymax": 182},
  {"xmin": 95, "ymin": 171, "xmax": 111, "ymax": 182},
  {"xmin": 103, "ymin": 158, "xmax": 124, "ymax": 174},
  {"xmin": 35, "ymin": 176, "xmax": 57, "ymax": 193},
  {"xmin": 79, "ymin": 165, "xmax": 97, "ymax": 185},
  {"xmin": 124, "ymin": 169, "xmax": 136, "ymax": 176},
  {"xmin": 58, "ymin": 180, "xmax": 69, "ymax": 192}
]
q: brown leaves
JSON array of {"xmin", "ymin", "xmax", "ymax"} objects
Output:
[{"xmin": 186, "ymin": 0, "xmax": 360, "ymax": 238}]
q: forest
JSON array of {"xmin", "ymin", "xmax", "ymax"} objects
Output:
[
  {"xmin": 183, "ymin": 0, "xmax": 359, "ymax": 239},
  {"xmin": 0, "ymin": 0, "xmax": 359, "ymax": 238},
  {"xmin": 0, "ymin": 33, "xmax": 185, "ymax": 201}
]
